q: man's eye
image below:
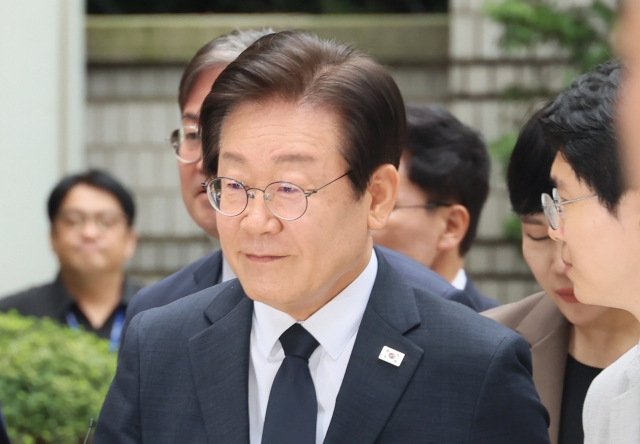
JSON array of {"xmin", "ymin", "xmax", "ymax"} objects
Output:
[
  {"xmin": 277, "ymin": 185, "xmax": 300, "ymax": 194},
  {"xmin": 185, "ymin": 131, "xmax": 199, "ymax": 141},
  {"xmin": 226, "ymin": 182, "xmax": 243, "ymax": 190}
]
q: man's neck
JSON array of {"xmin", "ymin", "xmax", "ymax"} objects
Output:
[
  {"xmin": 430, "ymin": 250, "xmax": 465, "ymax": 284},
  {"xmin": 59, "ymin": 268, "xmax": 124, "ymax": 329},
  {"xmin": 571, "ymin": 309, "xmax": 640, "ymax": 368}
]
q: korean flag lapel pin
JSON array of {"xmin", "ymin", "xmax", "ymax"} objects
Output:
[{"xmin": 379, "ymin": 346, "xmax": 405, "ymax": 367}]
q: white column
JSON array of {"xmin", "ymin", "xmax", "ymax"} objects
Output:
[{"xmin": 0, "ymin": 0, "xmax": 85, "ymax": 296}]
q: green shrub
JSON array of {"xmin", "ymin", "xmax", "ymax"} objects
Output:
[{"xmin": 0, "ymin": 311, "xmax": 116, "ymax": 444}]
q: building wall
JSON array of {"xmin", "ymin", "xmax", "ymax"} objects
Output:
[{"xmin": 0, "ymin": 0, "xmax": 85, "ymax": 296}]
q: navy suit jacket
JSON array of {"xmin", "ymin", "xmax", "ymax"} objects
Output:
[
  {"xmin": 459, "ymin": 278, "xmax": 499, "ymax": 312},
  {"xmin": 122, "ymin": 246, "xmax": 497, "ymax": 345},
  {"xmin": 96, "ymin": 249, "xmax": 548, "ymax": 443}
]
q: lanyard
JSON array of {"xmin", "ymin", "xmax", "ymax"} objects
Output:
[{"xmin": 66, "ymin": 307, "xmax": 126, "ymax": 353}]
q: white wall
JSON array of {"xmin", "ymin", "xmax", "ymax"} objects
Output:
[{"xmin": 0, "ymin": 0, "xmax": 85, "ymax": 296}]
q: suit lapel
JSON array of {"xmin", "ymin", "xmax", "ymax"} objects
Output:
[
  {"xmin": 516, "ymin": 295, "xmax": 569, "ymax": 444},
  {"xmin": 324, "ymin": 250, "xmax": 423, "ymax": 444},
  {"xmin": 188, "ymin": 282, "xmax": 252, "ymax": 444}
]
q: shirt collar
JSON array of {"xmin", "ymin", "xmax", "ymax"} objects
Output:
[
  {"xmin": 450, "ymin": 268, "xmax": 467, "ymax": 291},
  {"xmin": 221, "ymin": 255, "xmax": 237, "ymax": 283},
  {"xmin": 253, "ymin": 249, "xmax": 378, "ymax": 361},
  {"xmin": 53, "ymin": 273, "xmax": 138, "ymax": 318}
]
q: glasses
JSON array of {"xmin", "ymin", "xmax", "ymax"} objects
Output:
[
  {"xmin": 393, "ymin": 203, "xmax": 452, "ymax": 211},
  {"xmin": 56, "ymin": 210, "xmax": 128, "ymax": 232},
  {"xmin": 203, "ymin": 171, "xmax": 352, "ymax": 221},
  {"xmin": 541, "ymin": 188, "xmax": 597, "ymax": 230},
  {"xmin": 168, "ymin": 125, "xmax": 201, "ymax": 163}
]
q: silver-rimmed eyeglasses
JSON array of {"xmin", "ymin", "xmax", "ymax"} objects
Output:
[
  {"xmin": 168, "ymin": 125, "xmax": 201, "ymax": 163},
  {"xmin": 541, "ymin": 188, "xmax": 597, "ymax": 230},
  {"xmin": 202, "ymin": 171, "xmax": 352, "ymax": 221}
]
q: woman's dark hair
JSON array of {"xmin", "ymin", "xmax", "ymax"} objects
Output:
[
  {"xmin": 47, "ymin": 169, "xmax": 135, "ymax": 226},
  {"xmin": 507, "ymin": 106, "xmax": 556, "ymax": 216},
  {"xmin": 199, "ymin": 30, "xmax": 406, "ymax": 197},
  {"xmin": 540, "ymin": 60, "xmax": 624, "ymax": 212}
]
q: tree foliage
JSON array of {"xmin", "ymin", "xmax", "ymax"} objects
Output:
[
  {"xmin": 485, "ymin": 0, "xmax": 615, "ymax": 73},
  {"xmin": 0, "ymin": 312, "xmax": 116, "ymax": 444}
]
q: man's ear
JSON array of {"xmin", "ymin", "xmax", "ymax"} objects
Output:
[
  {"xmin": 50, "ymin": 225, "xmax": 60, "ymax": 256},
  {"xmin": 436, "ymin": 204, "xmax": 470, "ymax": 253},
  {"xmin": 367, "ymin": 164, "xmax": 399, "ymax": 231},
  {"xmin": 124, "ymin": 228, "xmax": 138, "ymax": 261}
]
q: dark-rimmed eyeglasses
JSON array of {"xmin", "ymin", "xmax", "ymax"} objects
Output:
[
  {"xmin": 167, "ymin": 125, "xmax": 201, "ymax": 163},
  {"xmin": 202, "ymin": 171, "xmax": 352, "ymax": 221},
  {"xmin": 56, "ymin": 210, "xmax": 128, "ymax": 232},
  {"xmin": 541, "ymin": 188, "xmax": 597, "ymax": 230}
]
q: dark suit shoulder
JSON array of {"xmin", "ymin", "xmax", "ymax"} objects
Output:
[
  {"xmin": 464, "ymin": 278, "xmax": 500, "ymax": 311},
  {"xmin": 0, "ymin": 282, "xmax": 58, "ymax": 317},
  {"xmin": 482, "ymin": 292, "xmax": 547, "ymax": 331},
  {"xmin": 411, "ymin": 285, "xmax": 524, "ymax": 354},
  {"xmin": 128, "ymin": 250, "xmax": 222, "ymax": 313},
  {"xmin": 133, "ymin": 279, "xmax": 239, "ymax": 341},
  {"xmin": 377, "ymin": 246, "xmax": 452, "ymax": 296}
]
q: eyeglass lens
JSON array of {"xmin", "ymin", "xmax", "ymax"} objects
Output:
[
  {"xmin": 208, "ymin": 178, "xmax": 309, "ymax": 221},
  {"xmin": 541, "ymin": 193, "xmax": 559, "ymax": 230},
  {"xmin": 169, "ymin": 126, "xmax": 201, "ymax": 163},
  {"xmin": 57, "ymin": 210, "xmax": 127, "ymax": 231}
]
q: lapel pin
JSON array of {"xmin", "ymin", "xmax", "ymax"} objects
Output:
[{"xmin": 379, "ymin": 346, "xmax": 405, "ymax": 367}]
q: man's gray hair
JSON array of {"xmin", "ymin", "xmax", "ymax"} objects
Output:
[{"xmin": 178, "ymin": 28, "xmax": 274, "ymax": 111}]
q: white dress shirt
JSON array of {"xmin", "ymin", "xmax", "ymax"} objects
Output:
[
  {"xmin": 248, "ymin": 250, "xmax": 378, "ymax": 444},
  {"xmin": 450, "ymin": 268, "xmax": 467, "ymax": 291},
  {"xmin": 221, "ymin": 255, "xmax": 236, "ymax": 283}
]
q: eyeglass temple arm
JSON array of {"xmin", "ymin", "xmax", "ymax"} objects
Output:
[
  {"xmin": 559, "ymin": 194, "xmax": 598, "ymax": 205},
  {"xmin": 306, "ymin": 171, "xmax": 352, "ymax": 196}
]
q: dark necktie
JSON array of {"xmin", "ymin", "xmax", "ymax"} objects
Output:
[{"xmin": 262, "ymin": 323, "xmax": 320, "ymax": 444}]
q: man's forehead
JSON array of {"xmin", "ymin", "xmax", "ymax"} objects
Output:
[{"xmin": 60, "ymin": 185, "xmax": 122, "ymax": 212}]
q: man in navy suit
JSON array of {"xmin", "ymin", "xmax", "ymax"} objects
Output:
[
  {"xmin": 122, "ymin": 32, "xmax": 488, "ymax": 345},
  {"xmin": 374, "ymin": 104, "xmax": 498, "ymax": 312},
  {"xmin": 96, "ymin": 31, "xmax": 549, "ymax": 443}
]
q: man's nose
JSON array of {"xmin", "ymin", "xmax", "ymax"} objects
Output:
[
  {"xmin": 80, "ymin": 219, "xmax": 101, "ymax": 238},
  {"xmin": 551, "ymin": 241, "xmax": 566, "ymax": 274},
  {"xmin": 241, "ymin": 191, "xmax": 281, "ymax": 235}
]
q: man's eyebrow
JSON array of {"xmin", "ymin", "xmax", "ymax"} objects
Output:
[
  {"xmin": 219, "ymin": 152, "xmax": 317, "ymax": 165},
  {"xmin": 182, "ymin": 112, "xmax": 198, "ymax": 122},
  {"xmin": 521, "ymin": 215, "xmax": 545, "ymax": 226},
  {"xmin": 550, "ymin": 175, "xmax": 561, "ymax": 189},
  {"xmin": 273, "ymin": 153, "xmax": 317, "ymax": 164},
  {"xmin": 220, "ymin": 151, "xmax": 245, "ymax": 163}
]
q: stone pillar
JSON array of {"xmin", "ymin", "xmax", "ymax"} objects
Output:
[{"xmin": 0, "ymin": 0, "xmax": 85, "ymax": 296}]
